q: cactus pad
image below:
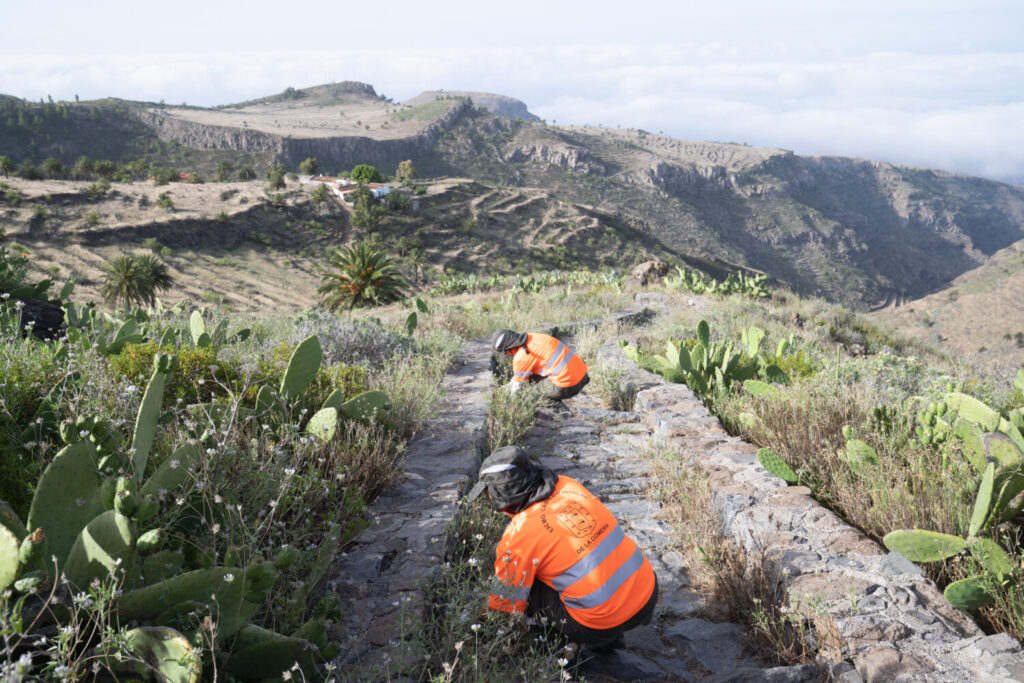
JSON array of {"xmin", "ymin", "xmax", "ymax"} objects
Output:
[
  {"xmin": 953, "ymin": 419, "xmax": 986, "ymax": 471},
  {"xmin": 280, "ymin": 335, "xmax": 322, "ymax": 401},
  {"xmin": 945, "ymin": 392, "xmax": 1001, "ymax": 431},
  {"xmin": 110, "ymin": 626, "xmax": 202, "ymax": 683},
  {"xmin": 756, "ymin": 448, "xmax": 798, "ymax": 483},
  {"xmin": 63, "ymin": 510, "xmax": 136, "ymax": 589},
  {"xmin": 883, "ymin": 529, "xmax": 966, "ymax": 562},
  {"xmin": 0, "ymin": 501, "xmax": 26, "ymax": 542},
  {"xmin": 133, "ymin": 355, "xmax": 174, "ymax": 483},
  {"xmin": 27, "ymin": 440, "xmax": 104, "ymax": 569},
  {"xmin": 743, "ymin": 380, "xmax": 778, "ymax": 397},
  {"xmin": 967, "ymin": 538, "xmax": 1014, "ymax": 577},
  {"xmin": 189, "ymin": 310, "xmax": 206, "ymax": 346},
  {"xmin": 341, "ymin": 390, "xmax": 392, "ymax": 423},
  {"xmin": 845, "ymin": 438, "xmax": 879, "ymax": 466},
  {"xmin": 306, "ymin": 407, "xmax": 339, "ymax": 443},
  {"xmin": 944, "ymin": 575, "xmax": 996, "ymax": 610},
  {"xmin": 0, "ymin": 524, "xmax": 19, "ymax": 592},
  {"xmin": 968, "ymin": 462, "xmax": 995, "ymax": 537}
]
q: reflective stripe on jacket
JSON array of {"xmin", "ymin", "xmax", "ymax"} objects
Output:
[
  {"xmin": 487, "ymin": 476, "xmax": 656, "ymax": 630},
  {"xmin": 511, "ymin": 333, "xmax": 588, "ymax": 388}
]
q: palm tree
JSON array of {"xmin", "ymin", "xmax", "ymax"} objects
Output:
[
  {"xmin": 100, "ymin": 255, "xmax": 142, "ymax": 310},
  {"xmin": 133, "ymin": 254, "xmax": 175, "ymax": 307},
  {"xmin": 41, "ymin": 157, "xmax": 65, "ymax": 179},
  {"xmin": 318, "ymin": 242, "xmax": 407, "ymax": 311},
  {"xmin": 100, "ymin": 254, "xmax": 175, "ymax": 310}
]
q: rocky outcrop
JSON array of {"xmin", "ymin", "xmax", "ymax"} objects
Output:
[
  {"xmin": 505, "ymin": 142, "xmax": 606, "ymax": 174},
  {"xmin": 130, "ymin": 98, "xmax": 474, "ymax": 172},
  {"xmin": 404, "ymin": 90, "xmax": 540, "ymax": 122}
]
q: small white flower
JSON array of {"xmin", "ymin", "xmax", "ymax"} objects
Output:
[
  {"xmin": 78, "ymin": 429, "xmax": 90, "ymax": 437},
  {"xmin": 474, "ymin": 534, "xmax": 484, "ymax": 541},
  {"xmin": 470, "ymin": 623, "xmax": 481, "ymax": 632},
  {"xmin": 532, "ymin": 558, "xmax": 539, "ymax": 566},
  {"xmin": 284, "ymin": 467, "xmax": 295, "ymax": 476},
  {"xmin": 224, "ymin": 573, "xmax": 235, "ymax": 583},
  {"xmin": 558, "ymin": 657, "xmax": 569, "ymax": 667},
  {"xmin": 169, "ymin": 459, "xmax": 180, "ymax": 469},
  {"xmin": 467, "ymin": 557, "xmax": 479, "ymax": 566}
]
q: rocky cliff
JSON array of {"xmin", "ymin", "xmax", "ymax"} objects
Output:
[{"xmin": 130, "ymin": 98, "xmax": 473, "ymax": 172}]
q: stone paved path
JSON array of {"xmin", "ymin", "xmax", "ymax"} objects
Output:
[
  {"xmin": 521, "ymin": 392, "xmax": 820, "ymax": 682},
  {"xmin": 326, "ymin": 309, "xmax": 1024, "ymax": 682}
]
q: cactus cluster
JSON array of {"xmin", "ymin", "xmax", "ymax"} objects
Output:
[
  {"xmin": 624, "ymin": 320, "xmax": 790, "ymax": 397},
  {"xmin": 883, "ymin": 390, "xmax": 1024, "ymax": 610},
  {"xmin": 665, "ymin": 266, "xmax": 770, "ymax": 298},
  {"xmin": 0, "ymin": 351, "xmax": 341, "ymax": 680}
]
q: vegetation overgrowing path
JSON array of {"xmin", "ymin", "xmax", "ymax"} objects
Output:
[{"xmin": 325, "ymin": 306, "xmax": 1024, "ymax": 682}]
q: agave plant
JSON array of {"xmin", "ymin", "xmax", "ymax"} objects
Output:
[{"xmin": 318, "ymin": 241, "xmax": 408, "ymax": 311}]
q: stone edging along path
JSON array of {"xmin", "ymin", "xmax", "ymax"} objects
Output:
[{"xmin": 598, "ymin": 336, "xmax": 1024, "ymax": 682}]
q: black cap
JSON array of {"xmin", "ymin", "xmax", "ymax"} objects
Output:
[
  {"xmin": 467, "ymin": 445, "xmax": 530, "ymax": 502},
  {"xmin": 491, "ymin": 329, "xmax": 527, "ymax": 352}
]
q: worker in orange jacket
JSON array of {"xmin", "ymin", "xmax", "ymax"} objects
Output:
[
  {"xmin": 490, "ymin": 329, "xmax": 590, "ymax": 403},
  {"xmin": 469, "ymin": 446, "xmax": 658, "ymax": 653}
]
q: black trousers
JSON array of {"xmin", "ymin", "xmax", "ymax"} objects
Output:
[
  {"xmin": 539, "ymin": 373, "xmax": 590, "ymax": 404},
  {"xmin": 525, "ymin": 574, "xmax": 658, "ymax": 649}
]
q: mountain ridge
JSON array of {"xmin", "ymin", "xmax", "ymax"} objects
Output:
[{"xmin": 2, "ymin": 82, "xmax": 1023, "ymax": 311}]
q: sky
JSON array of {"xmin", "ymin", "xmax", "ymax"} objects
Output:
[{"xmin": 2, "ymin": 0, "xmax": 1023, "ymax": 183}]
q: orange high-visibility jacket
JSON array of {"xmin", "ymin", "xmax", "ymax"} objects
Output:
[
  {"xmin": 488, "ymin": 476, "xmax": 656, "ymax": 630},
  {"xmin": 511, "ymin": 333, "xmax": 588, "ymax": 388}
]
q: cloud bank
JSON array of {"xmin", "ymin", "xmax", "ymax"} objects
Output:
[{"xmin": 2, "ymin": 45, "xmax": 1022, "ymax": 183}]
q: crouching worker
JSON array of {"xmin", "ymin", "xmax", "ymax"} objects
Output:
[
  {"xmin": 469, "ymin": 446, "xmax": 658, "ymax": 653},
  {"xmin": 490, "ymin": 328, "xmax": 590, "ymax": 404}
]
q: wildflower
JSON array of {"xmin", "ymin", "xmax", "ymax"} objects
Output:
[
  {"xmin": 284, "ymin": 467, "xmax": 295, "ymax": 476},
  {"xmin": 470, "ymin": 623, "xmax": 481, "ymax": 632},
  {"xmin": 78, "ymin": 430, "xmax": 90, "ymax": 438},
  {"xmin": 533, "ymin": 558, "xmax": 539, "ymax": 566},
  {"xmin": 467, "ymin": 557, "xmax": 479, "ymax": 567},
  {"xmin": 474, "ymin": 533, "xmax": 484, "ymax": 541},
  {"xmin": 125, "ymin": 384, "xmax": 139, "ymax": 394},
  {"xmin": 558, "ymin": 658, "xmax": 569, "ymax": 667},
  {"xmin": 169, "ymin": 459, "xmax": 180, "ymax": 469},
  {"xmin": 224, "ymin": 573, "xmax": 235, "ymax": 583}
]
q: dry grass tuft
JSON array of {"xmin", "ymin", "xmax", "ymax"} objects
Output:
[{"xmin": 645, "ymin": 441, "xmax": 830, "ymax": 670}]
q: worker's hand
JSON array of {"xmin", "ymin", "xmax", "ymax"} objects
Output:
[{"xmin": 507, "ymin": 380, "xmax": 521, "ymax": 394}]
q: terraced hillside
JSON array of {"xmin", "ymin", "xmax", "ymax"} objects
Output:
[
  {"xmin": 424, "ymin": 108, "xmax": 1024, "ymax": 308},
  {"xmin": 0, "ymin": 176, "xmax": 679, "ymax": 310}
]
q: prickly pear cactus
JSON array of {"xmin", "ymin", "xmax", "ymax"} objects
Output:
[
  {"xmin": 27, "ymin": 440, "xmax": 104, "ymax": 569},
  {"xmin": 132, "ymin": 353, "xmax": 176, "ymax": 483},
  {"xmin": 63, "ymin": 510, "xmax": 136, "ymax": 589},
  {"xmin": 944, "ymin": 575, "xmax": 996, "ymax": 610},
  {"xmin": 280, "ymin": 335, "xmax": 323, "ymax": 401},
  {"xmin": 945, "ymin": 392, "xmax": 1001, "ymax": 431},
  {"xmin": 341, "ymin": 390, "xmax": 392, "ymax": 422},
  {"xmin": 968, "ymin": 462, "xmax": 995, "ymax": 537},
  {"xmin": 106, "ymin": 626, "xmax": 202, "ymax": 683},
  {"xmin": 743, "ymin": 379, "xmax": 778, "ymax": 397},
  {"xmin": 756, "ymin": 447, "xmax": 798, "ymax": 483},
  {"xmin": 845, "ymin": 438, "xmax": 879, "ymax": 467},
  {"xmin": 882, "ymin": 529, "xmax": 966, "ymax": 563},
  {"xmin": 306, "ymin": 407, "xmax": 339, "ymax": 443},
  {"xmin": 189, "ymin": 310, "xmax": 206, "ymax": 346},
  {"xmin": 0, "ymin": 524, "xmax": 19, "ymax": 591}
]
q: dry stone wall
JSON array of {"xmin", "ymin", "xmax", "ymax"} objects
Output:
[{"xmin": 598, "ymin": 337, "xmax": 1024, "ymax": 682}]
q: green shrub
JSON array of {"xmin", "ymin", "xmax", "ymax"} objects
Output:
[{"xmin": 109, "ymin": 342, "xmax": 234, "ymax": 403}]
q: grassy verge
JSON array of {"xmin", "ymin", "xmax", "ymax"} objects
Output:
[{"xmin": 644, "ymin": 440, "xmax": 831, "ymax": 671}]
